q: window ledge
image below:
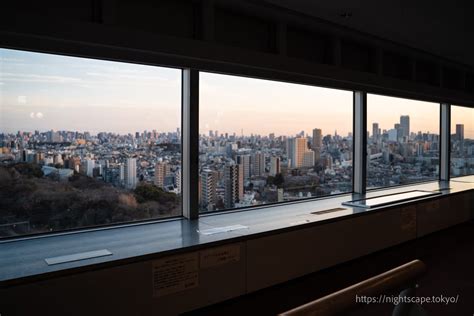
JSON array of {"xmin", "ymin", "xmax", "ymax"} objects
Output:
[{"xmin": 1, "ymin": 176, "xmax": 473, "ymax": 287}]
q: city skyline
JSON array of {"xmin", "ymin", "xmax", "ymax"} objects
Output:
[{"xmin": 2, "ymin": 122, "xmax": 472, "ymax": 140}]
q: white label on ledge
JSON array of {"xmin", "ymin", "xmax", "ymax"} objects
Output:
[
  {"xmin": 200, "ymin": 244, "xmax": 241, "ymax": 269},
  {"xmin": 152, "ymin": 253, "xmax": 199, "ymax": 297},
  {"xmin": 289, "ymin": 219, "xmax": 311, "ymax": 226},
  {"xmin": 198, "ymin": 224, "xmax": 248, "ymax": 235}
]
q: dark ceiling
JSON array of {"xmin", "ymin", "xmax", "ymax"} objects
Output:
[{"xmin": 263, "ymin": 0, "xmax": 474, "ymax": 67}]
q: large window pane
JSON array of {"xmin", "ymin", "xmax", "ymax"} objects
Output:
[
  {"xmin": 450, "ymin": 105, "xmax": 474, "ymax": 176},
  {"xmin": 367, "ymin": 94, "xmax": 439, "ymax": 189},
  {"xmin": 199, "ymin": 72, "xmax": 353, "ymax": 212},
  {"xmin": 0, "ymin": 48, "xmax": 182, "ymax": 238}
]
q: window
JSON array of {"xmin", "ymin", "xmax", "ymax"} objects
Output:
[
  {"xmin": 0, "ymin": 48, "xmax": 465, "ymax": 240},
  {"xmin": 366, "ymin": 94, "xmax": 440, "ymax": 189},
  {"xmin": 450, "ymin": 105, "xmax": 474, "ymax": 176},
  {"xmin": 0, "ymin": 48, "xmax": 182, "ymax": 238},
  {"xmin": 198, "ymin": 72, "xmax": 353, "ymax": 212}
]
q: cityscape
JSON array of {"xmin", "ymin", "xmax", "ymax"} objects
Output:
[
  {"xmin": 0, "ymin": 115, "xmax": 473, "ymax": 236},
  {"xmin": 197, "ymin": 116, "xmax": 473, "ymax": 212},
  {"xmin": 0, "ymin": 129, "xmax": 182, "ymax": 237},
  {"xmin": 198, "ymin": 128, "xmax": 353, "ymax": 212},
  {"xmin": 367, "ymin": 115, "xmax": 440, "ymax": 189}
]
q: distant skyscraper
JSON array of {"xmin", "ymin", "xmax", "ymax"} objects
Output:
[
  {"xmin": 456, "ymin": 124, "xmax": 464, "ymax": 142},
  {"xmin": 372, "ymin": 123, "xmax": 379, "ymax": 140},
  {"xmin": 252, "ymin": 152, "xmax": 265, "ymax": 176},
  {"xmin": 200, "ymin": 169, "xmax": 217, "ymax": 211},
  {"xmin": 312, "ymin": 128, "xmax": 322, "ymax": 149},
  {"xmin": 302, "ymin": 150, "xmax": 315, "ymax": 167},
  {"xmin": 288, "ymin": 137, "xmax": 310, "ymax": 168},
  {"xmin": 226, "ymin": 143, "xmax": 237, "ymax": 158},
  {"xmin": 154, "ymin": 162, "xmax": 170, "ymax": 188},
  {"xmin": 324, "ymin": 155, "xmax": 333, "ymax": 169},
  {"xmin": 388, "ymin": 129, "xmax": 398, "ymax": 142},
  {"xmin": 269, "ymin": 157, "xmax": 281, "ymax": 176},
  {"xmin": 47, "ymin": 130, "xmax": 60, "ymax": 142},
  {"xmin": 224, "ymin": 163, "xmax": 243, "ymax": 209},
  {"xmin": 400, "ymin": 115, "xmax": 410, "ymax": 138},
  {"xmin": 124, "ymin": 158, "xmax": 137, "ymax": 189},
  {"xmin": 237, "ymin": 154, "xmax": 251, "ymax": 180}
]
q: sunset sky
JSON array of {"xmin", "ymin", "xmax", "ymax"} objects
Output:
[
  {"xmin": 1, "ymin": 48, "xmax": 473, "ymax": 138},
  {"xmin": 0, "ymin": 48, "xmax": 181, "ymax": 134}
]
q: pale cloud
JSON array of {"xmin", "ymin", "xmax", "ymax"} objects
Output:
[
  {"xmin": 0, "ymin": 57, "xmax": 24, "ymax": 62},
  {"xmin": 2, "ymin": 72, "xmax": 82, "ymax": 84}
]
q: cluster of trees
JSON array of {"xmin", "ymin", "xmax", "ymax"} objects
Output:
[
  {"xmin": 266, "ymin": 173, "xmax": 284, "ymax": 187},
  {"xmin": 0, "ymin": 163, "xmax": 180, "ymax": 237}
]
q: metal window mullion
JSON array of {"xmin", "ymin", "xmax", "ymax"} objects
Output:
[
  {"xmin": 440, "ymin": 103, "xmax": 451, "ymax": 181},
  {"xmin": 182, "ymin": 69, "xmax": 199, "ymax": 219},
  {"xmin": 353, "ymin": 91, "xmax": 367, "ymax": 194}
]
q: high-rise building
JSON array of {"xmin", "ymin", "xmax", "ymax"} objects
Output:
[
  {"xmin": 226, "ymin": 143, "xmax": 237, "ymax": 158},
  {"xmin": 154, "ymin": 162, "xmax": 170, "ymax": 188},
  {"xmin": 175, "ymin": 169, "xmax": 181, "ymax": 194},
  {"xmin": 124, "ymin": 158, "xmax": 137, "ymax": 189},
  {"xmin": 388, "ymin": 129, "xmax": 398, "ymax": 142},
  {"xmin": 224, "ymin": 163, "xmax": 243, "ymax": 209},
  {"xmin": 237, "ymin": 154, "xmax": 251, "ymax": 180},
  {"xmin": 400, "ymin": 115, "xmax": 410, "ymax": 138},
  {"xmin": 269, "ymin": 157, "xmax": 281, "ymax": 176},
  {"xmin": 252, "ymin": 152, "xmax": 265, "ymax": 176},
  {"xmin": 200, "ymin": 169, "xmax": 217, "ymax": 211},
  {"xmin": 47, "ymin": 130, "xmax": 61, "ymax": 143},
  {"xmin": 314, "ymin": 147, "xmax": 321, "ymax": 164},
  {"xmin": 81, "ymin": 158, "xmax": 95, "ymax": 177},
  {"xmin": 312, "ymin": 128, "xmax": 322, "ymax": 149},
  {"xmin": 372, "ymin": 123, "xmax": 379, "ymax": 140},
  {"xmin": 324, "ymin": 155, "xmax": 333, "ymax": 170},
  {"xmin": 288, "ymin": 137, "xmax": 310, "ymax": 168},
  {"xmin": 119, "ymin": 163, "xmax": 125, "ymax": 184},
  {"xmin": 456, "ymin": 124, "xmax": 464, "ymax": 142},
  {"xmin": 302, "ymin": 150, "xmax": 315, "ymax": 168}
]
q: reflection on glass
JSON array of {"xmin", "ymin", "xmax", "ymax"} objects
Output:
[
  {"xmin": 367, "ymin": 94, "xmax": 440, "ymax": 189},
  {"xmin": 0, "ymin": 48, "xmax": 182, "ymax": 238},
  {"xmin": 199, "ymin": 72, "xmax": 353, "ymax": 212},
  {"xmin": 342, "ymin": 190, "xmax": 441, "ymax": 209},
  {"xmin": 450, "ymin": 105, "xmax": 474, "ymax": 176}
]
